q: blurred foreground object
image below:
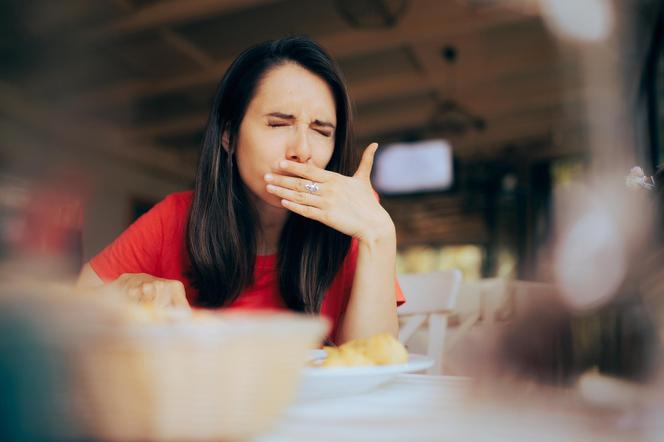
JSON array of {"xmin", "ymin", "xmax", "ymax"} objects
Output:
[
  {"xmin": 495, "ymin": 166, "xmax": 664, "ymax": 386},
  {"xmin": 539, "ymin": 0, "xmax": 614, "ymax": 42},
  {"xmin": 0, "ymin": 172, "xmax": 87, "ymax": 278},
  {"xmin": 0, "ymin": 282, "xmax": 328, "ymax": 441},
  {"xmin": 625, "ymin": 167, "xmax": 655, "ymax": 191}
]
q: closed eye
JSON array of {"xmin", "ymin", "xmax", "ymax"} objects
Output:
[
  {"xmin": 315, "ymin": 129, "xmax": 332, "ymax": 138},
  {"xmin": 268, "ymin": 122, "xmax": 289, "ymax": 127}
]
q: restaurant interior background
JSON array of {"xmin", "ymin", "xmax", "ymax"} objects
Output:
[
  {"xmin": 0, "ymin": 0, "xmax": 660, "ymax": 277},
  {"xmin": 2, "ymin": 0, "xmax": 664, "ymax": 432}
]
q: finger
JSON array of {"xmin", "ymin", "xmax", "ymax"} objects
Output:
[
  {"xmin": 153, "ymin": 291, "xmax": 172, "ymax": 308},
  {"xmin": 152, "ymin": 281, "xmax": 173, "ymax": 308},
  {"xmin": 265, "ymin": 173, "xmax": 322, "ymax": 194},
  {"xmin": 267, "ymin": 184, "xmax": 324, "ymax": 207},
  {"xmin": 280, "ymin": 199, "xmax": 325, "ymax": 223},
  {"xmin": 273, "ymin": 160, "xmax": 331, "ymax": 182},
  {"xmin": 354, "ymin": 143, "xmax": 378, "ymax": 180},
  {"xmin": 127, "ymin": 286, "xmax": 141, "ymax": 302},
  {"xmin": 166, "ymin": 280, "xmax": 190, "ymax": 309},
  {"xmin": 172, "ymin": 291, "xmax": 191, "ymax": 309},
  {"xmin": 140, "ymin": 282, "xmax": 157, "ymax": 303}
]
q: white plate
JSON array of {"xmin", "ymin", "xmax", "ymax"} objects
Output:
[{"xmin": 296, "ymin": 351, "xmax": 433, "ymax": 401}]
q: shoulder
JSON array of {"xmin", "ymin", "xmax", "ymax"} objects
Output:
[
  {"xmin": 160, "ymin": 190, "xmax": 193, "ymax": 209},
  {"xmin": 140, "ymin": 191, "xmax": 193, "ymax": 233},
  {"xmin": 152, "ymin": 191, "xmax": 193, "ymax": 217}
]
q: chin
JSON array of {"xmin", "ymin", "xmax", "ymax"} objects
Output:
[{"xmin": 261, "ymin": 192, "xmax": 288, "ymax": 210}]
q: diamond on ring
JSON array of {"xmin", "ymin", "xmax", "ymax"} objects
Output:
[{"xmin": 304, "ymin": 182, "xmax": 320, "ymax": 194}]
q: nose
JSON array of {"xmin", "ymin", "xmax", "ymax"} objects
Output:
[{"xmin": 285, "ymin": 125, "xmax": 312, "ymax": 163}]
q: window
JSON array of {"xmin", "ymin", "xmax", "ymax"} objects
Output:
[{"xmin": 397, "ymin": 244, "xmax": 484, "ymax": 280}]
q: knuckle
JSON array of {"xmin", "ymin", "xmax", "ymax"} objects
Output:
[
  {"xmin": 154, "ymin": 292, "xmax": 168, "ymax": 307},
  {"xmin": 118, "ymin": 273, "xmax": 133, "ymax": 283},
  {"xmin": 170, "ymin": 280, "xmax": 185, "ymax": 291},
  {"xmin": 141, "ymin": 283, "xmax": 154, "ymax": 295}
]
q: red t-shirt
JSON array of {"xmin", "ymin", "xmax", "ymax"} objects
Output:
[{"xmin": 90, "ymin": 191, "xmax": 405, "ymax": 341}]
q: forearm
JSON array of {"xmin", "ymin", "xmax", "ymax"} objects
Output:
[
  {"xmin": 336, "ymin": 224, "xmax": 399, "ymax": 343},
  {"xmin": 77, "ymin": 263, "xmax": 105, "ymax": 289}
]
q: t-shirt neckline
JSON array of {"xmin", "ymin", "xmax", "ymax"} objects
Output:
[{"xmin": 255, "ymin": 253, "xmax": 277, "ymax": 268}]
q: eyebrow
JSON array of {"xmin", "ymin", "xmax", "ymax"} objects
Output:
[{"xmin": 265, "ymin": 112, "xmax": 336, "ymax": 130}]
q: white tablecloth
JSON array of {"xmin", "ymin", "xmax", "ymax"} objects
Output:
[{"xmin": 258, "ymin": 374, "xmax": 630, "ymax": 442}]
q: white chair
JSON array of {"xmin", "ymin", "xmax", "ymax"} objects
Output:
[
  {"xmin": 443, "ymin": 279, "xmax": 558, "ymax": 367},
  {"xmin": 397, "ymin": 269, "xmax": 462, "ymax": 374}
]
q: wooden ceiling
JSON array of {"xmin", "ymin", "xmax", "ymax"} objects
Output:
[{"xmin": 3, "ymin": 0, "xmax": 587, "ymax": 179}]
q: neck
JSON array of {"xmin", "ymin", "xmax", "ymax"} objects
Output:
[{"xmin": 252, "ymin": 196, "xmax": 288, "ymax": 255}]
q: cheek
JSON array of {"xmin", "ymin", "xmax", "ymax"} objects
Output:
[
  {"xmin": 235, "ymin": 142, "xmax": 262, "ymax": 191},
  {"xmin": 237, "ymin": 130, "xmax": 281, "ymax": 172},
  {"xmin": 313, "ymin": 142, "xmax": 335, "ymax": 169},
  {"xmin": 234, "ymin": 134, "xmax": 286, "ymax": 202}
]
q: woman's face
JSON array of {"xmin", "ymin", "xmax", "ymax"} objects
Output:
[{"xmin": 235, "ymin": 62, "xmax": 337, "ymax": 208}]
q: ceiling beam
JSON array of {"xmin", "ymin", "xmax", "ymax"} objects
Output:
[
  {"xmin": 356, "ymin": 100, "xmax": 438, "ymax": 138},
  {"xmin": 0, "ymin": 82, "xmax": 195, "ymax": 181},
  {"xmin": 355, "ymin": 95, "xmax": 587, "ymax": 157},
  {"xmin": 69, "ymin": 1, "xmax": 529, "ymax": 109},
  {"xmin": 130, "ymin": 113, "xmax": 210, "ymax": 139},
  {"xmin": 84, "ymin": 0, "xmax": 279, "ymax": 40},
  {"xmin": 113, "ymin": 0, "xmax": 215, "ymax": 69},
  {"xmin": 158, "ymin": 28, "xmax": 215, "ymax": 68}
]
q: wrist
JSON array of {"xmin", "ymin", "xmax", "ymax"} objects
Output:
[{"xmin": 358, "ymin": 217, "xmax": 396, "ymax": 250}]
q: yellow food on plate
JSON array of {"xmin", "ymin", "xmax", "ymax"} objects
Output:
[
  {"xmin": 322, "ymin": 346, "xmax": 375, "ymax": 367},
  {"xmin": 364, "ymin": 333, "xmax": 409, "ymax": 365},
  {"xmin": 320, "ymin": 333, "xmax": 408, "ymax": 367}
]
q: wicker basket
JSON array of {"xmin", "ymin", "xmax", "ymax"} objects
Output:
[{"xmin": 71, "ymin": 312, "xmax": 328, "ymax": 441}]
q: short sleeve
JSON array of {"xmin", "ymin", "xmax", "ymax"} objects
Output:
[
  {"xmin": 89, "ymin": 195, "xmax": 175, "ymax": 281},
  {"xmin": 395, "ymin": 278, "xmax": 406, "ymax": 306}
]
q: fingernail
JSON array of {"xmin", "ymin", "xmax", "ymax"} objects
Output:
[
  {"xmin": 266, "ymin": 184, "xmax": 276, "ymax": 192},
  {"xmin": 279, "ymin": 160, "xmax": 288, "ymax": 168},
  {"xmin": 264, "ymin": 173, "xmax": 273, "ymax": 182}
]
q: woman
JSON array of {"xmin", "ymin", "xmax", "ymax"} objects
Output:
[{"xmin": 77, "ymin": 36, "xmax": 404, "ymax": 344}]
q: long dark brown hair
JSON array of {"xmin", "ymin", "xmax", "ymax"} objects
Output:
[{"xmin": 186, "ymin": 36, "xmax": 356, "ymax": 312}]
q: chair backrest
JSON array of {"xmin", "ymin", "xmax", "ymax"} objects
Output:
[
  {"xmin": 397, "ymin": 269, "xmax": 462, "ymax": 374},
  {"xmin": 457, "ymin": 278, "xmax": 509, "ymax": 325}
]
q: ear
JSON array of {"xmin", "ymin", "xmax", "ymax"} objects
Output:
[{"xmin": 221, "ymin": 130, "xmax": 231, "ymax": 153}]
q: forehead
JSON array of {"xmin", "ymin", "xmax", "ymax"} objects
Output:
[{"xmin": 250, "ymin": 62, "xmax": 337, "ymax": 121}]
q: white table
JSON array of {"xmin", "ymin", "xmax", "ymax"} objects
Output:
[{"xmin": 258, "ymin": 374, "xmax": 634, "ymax": 442}]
